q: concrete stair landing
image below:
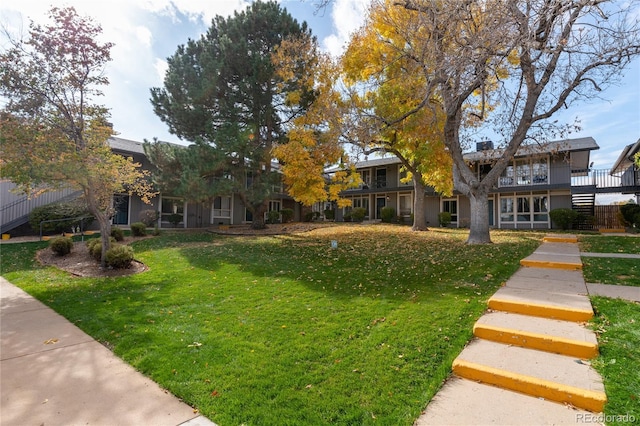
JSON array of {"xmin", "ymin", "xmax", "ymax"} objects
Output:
[{"xmin": 417, "ymin": 235, "xmax": 606, "ymax": 424}]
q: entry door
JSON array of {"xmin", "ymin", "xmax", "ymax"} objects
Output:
[
  {"xmin": 376, "ymin": 196, "xmax": 386, "ymax": 220},
  {"xmin": 113, "ymin": 194, "xmax": 129, "ymax": 225}
]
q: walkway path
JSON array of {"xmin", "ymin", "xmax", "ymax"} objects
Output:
[
  {"xmin": 0, "ymin": 277, "xmax": 216, "ymax": 426},
  {"xmin": 415, "ymin": 234, "xmax": 634, "ymax": 425}
]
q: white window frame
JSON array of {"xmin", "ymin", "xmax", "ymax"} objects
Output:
[
  {"xmin": 398, "ymin": 193, "xmax": 412, "ymax": 216},
  {"xmin": 499, "ymin": 193, "xmax": 550, "ymax": 228},
  {"xmin": 499, "ymin": 157, "xmax": 549, "ymax": 187},
  {"xmin": 211, "ymin": 196, "xmax": 232, "ymax": 220},
  {"xmin": 160, "ymin": 197, "xmax": 185, "ymax": 227},
  {"xmin": 441, "ymin": 198, "xmax": 458, "ymax": 224},
  {"xmin": 360, "ymin": 170, "xmax": 371, "ymax": 188}
]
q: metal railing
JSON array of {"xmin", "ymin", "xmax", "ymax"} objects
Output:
[
  {"xmin": 571, "ymin": 169, "xmax": 639, "ymax": 190},
  {"xmin": 1, "ymin": 181, "xmax": 81, "ymax": 233}
]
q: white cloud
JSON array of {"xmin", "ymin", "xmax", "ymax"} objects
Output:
[
  {"xmin": 135, "ymin": 25, "xmax": 153, "ymax": 48},
  {"xmin": 137, "ymin": 0, "xmax": 249, "ymax": 24},
  {"xmin": 154, "ymin": 58, "xmax": 168, "ymax": 84},
  {"xmin": 322, "ymin": 0, "xmax": 370, "ymax": 56}
]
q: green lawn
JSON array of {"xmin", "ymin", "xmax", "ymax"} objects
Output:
[
  {"xmin": 579, "ymin": 235, "xmax": 640, "ymax": 254},
  {"xmin": 0, "ymin": 225, "xmax": 543, "ymax": 425},
  {"xmin": 579, "ymin": 234, "xmax": 640, "ymax": 423},
  {"xmin": 589, "ymin": 297, "xmax": 640, "ymax": 425},
  {"xmin": 579, "ymin": 235, "xmax": 640, "ymax": 287}
]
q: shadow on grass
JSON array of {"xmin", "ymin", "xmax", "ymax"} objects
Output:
[{"xmin": 168, "ymin": 226, "xmax": 544, "ymax": 302}]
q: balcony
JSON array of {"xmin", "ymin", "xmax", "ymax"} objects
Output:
[{"xmin": 572, "ymin": 169, "xmax": 640, "ymax": 194}]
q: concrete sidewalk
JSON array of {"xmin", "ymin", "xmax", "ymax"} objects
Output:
[
  {"xmin": 0, "ymin": 277, "xmax": 216, "ymax": 426},
  {"xmin": 416, "ymin": 235, "xmax": 609, "ymax": 425}
]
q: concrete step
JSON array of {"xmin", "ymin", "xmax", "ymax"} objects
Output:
[
  {"xmin": 488, "ymin": 286, "xmax": 594, "ymax": 322},
  {"xmin": 474, "ymin": 311, "xmax": 598, "ymax": 358},
  {"xmin": 452, "ymin": 339, "xmax": 606, "ymax": 412},
  {"xmin": 543, "ymin": 235, "xmax": 578, "ymax": 243},
  {"xmin": 520, "ymin": 242, "xmax": 582, "ymax": 270},
  {"xmin": 598, "ymin": 228, "xmax": 625, "ymax": 234},
  {"xmin": 415, "ymin": 377, "xmax": 602, "ymax": 425},
  {"xmin": 520, "ymin": 256, "xmax": 582, "ymax": 270}
]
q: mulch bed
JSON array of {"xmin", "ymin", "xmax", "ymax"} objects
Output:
[{"xmin": 37, "ymin": 238, "xmax": 147, "ymax": 278}]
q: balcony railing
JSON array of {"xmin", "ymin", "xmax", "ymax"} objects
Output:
[
  {"xmin": 345, "ymin": 179, "xmax": 391, "ymax": 191},
  {"xmin": 572, "ymin": 168, "xmax": 640, "ymax": 191}
]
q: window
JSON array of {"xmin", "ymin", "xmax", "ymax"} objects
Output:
[
  {"xmin": 375, "ymin": 168, "xmax": 387, "ymax": 188},
  {"xmin": 500, "ymin": 194, "xmax": 549, "ymax": 224},
  {"xmin": 346, "ymin": 197, "xmax": 369, "ymax": 218},
  {"xmin": 360, "ymin": 170, "xmax": 370, "ymax": 188},
  {"xmin": 478, "ymin": 163, "xmax": 492, "ymax": 181},
  {"xmin": 516, "ymin": 160, "xmax": 531, "ymax": 185},
  {"xmin": 112, "ymin": 194, "xmax": 130, "ymax": 225},
  {"xmin": 212, "ymin": 196, "xmax": 231, "ymax": 218},
  {"xmin": 500, "ymin": 165, "xmax": 515, "ymax": 186},
  {"xmin": 499, "ymin": 157, "xmax": 549, "ymax": 187},
  {"xmin": 399, "ymin": 194, "xmax": 412, "ymax": 216},
  {"xmin": 161, "ymin": 198, "xmax": 184, "ymax": 225},
  {"xmin": 517, "ymin": 196, "xmax": 531, "ymax": 221},
  {"xmin": 268, "ymin": 200, "xmax": 281, "ymax": 212},
  {"xmin": 532, "ymin": 159, "xmax": 548, "ymax": 184},
  {"xmin": 442, "ymin": 199, "xmax": 458, "ymax": 223},
  {"xmin": 500, "ymin": 198, "xmax": 514, "ymax": 222},
  {"xmin": 533, "ymin": 196, "xmax": 548, "ymax": 221}
]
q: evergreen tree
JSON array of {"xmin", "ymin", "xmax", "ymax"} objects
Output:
[{"xmin": 149, "ymin": 1, "xmax": 316, "ymax": 229}]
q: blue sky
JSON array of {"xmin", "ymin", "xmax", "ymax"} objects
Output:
[{"xmin": 1, "ymin": 0, "xmax": 638, "ymax": 175}]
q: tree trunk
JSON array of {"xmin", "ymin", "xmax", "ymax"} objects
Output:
[
  {"xmin": 84, "ymin": 189, "xmax": 112, "ymax": 268},
  {"xmin": 96, "ymin": 214, "xmax": 113, "ymax": 268},
  {"xmin": 411, "ymin": 177, "xmax": 429, "ymax": 231},
  {"xmin": 466, "ymin": 189, "xmax": 492, "ymax": 244},
  {"xmin": 250, "ymin": 202, "xmax": 268, "ymax": 230}
]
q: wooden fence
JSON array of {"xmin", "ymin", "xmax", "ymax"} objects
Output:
[{"xmin": 594, "ymin": 205, "xmax": 623, "ymax": 229}]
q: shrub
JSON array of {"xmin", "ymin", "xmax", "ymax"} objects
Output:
[
  {"xmin": 620, "ymin": 203, "xmax": 640, "ymax": 227},
  {"xmin": 324, "ymin": 209, "xmax": 335, "ymax": 220},
  {"xmin": 351, "ymin": 207, "xmax": 367, "ymax": 222},
  {"xmin": 139, "ymin": 209, "xmax": 159, "ymax": 227},
  {"xmin": 280, "ymin": 208, "xmax": 293, "ymax": 223},
  {"xmin": 303, "ymin": 212, "xmax": 314, "ymax": 222},
  {"xmin": 30, "ymin": 200, "xmax": 93, "ymax": 233},
  {"xmin": 87, "ymin": 237, "xmax": 116, "ymax": 261},
  {"xmin": 111, "ymin": 226, "xmax": 124, "ymax": 241},
  {"xmin": 87, "ymin": 238, "xmax": 103, "ymax": 261},
  {"xmin": 380, "ymin": 207, "xmax": 395, "ymax": 223},
  {"xmin": 130, "ymin": 222, "xmax": 147, "ymax": 237},
  {"xmin": 343, "ymin": 212, "xmax": 352, "ymax": 222},
  {"xmin": 50, "ymin": 236, "xmax": 73, "ymax": 256},
  {"xmin": 106, "ymin": 244, "xmax": 134, "ymax": 269},
  {"xmin": 168, "ymin": 213, "xmax": 182, "ymax": 227},
  {"xmin": 438, "ymin": 211, "xmax": 452, "ymax": 227},
  {"xmin": 549, "ymin": 208, "xmax": 579, "ymax": 230},
  {"xmin": 266, "ymin": 210, "xmax": 280, "ymax": 224}
]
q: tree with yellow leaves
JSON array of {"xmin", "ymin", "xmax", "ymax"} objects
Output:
[{"xmin": 273, "ymin": 5, "xmax": 454, "ymax": 230}]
